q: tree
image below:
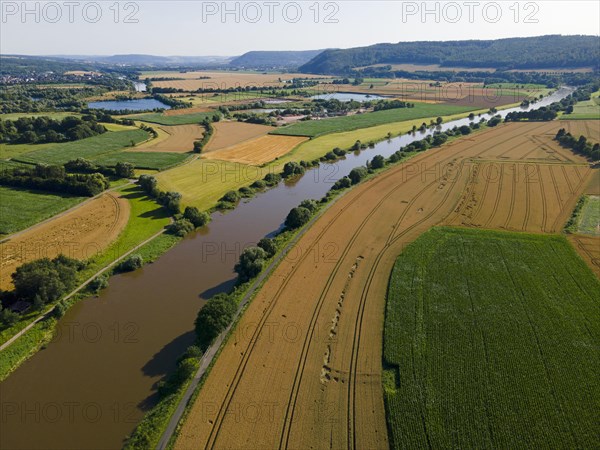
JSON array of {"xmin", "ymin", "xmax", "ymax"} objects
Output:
[
  {"xmin": 195, "ymin": 293, "xmax": 237, "ymax": 349},
  {"xmin": 436, "ymin": 117, "xmax": 443, "ymax": 125},
  {"xmin": 459, "ymin": 125, "xmax": 472, "ymax": 135},
  {"xmin": 285, "ymin": 207, "xmax": 311, "ymax": 229},
  {"xmin": 370, "ymin": 155, "xmax": 385, "ymax": 169},
  {"xmin": 115, "ymin": 162, "xmax": 135, "ymax": 178},
  {"xmin": 183, "ymin": 206, "xmax": 210, "ymax": 228},
  {"xmin": 349, "ymin": 166, "xmax": 368, "ymax": 184},
  {"xmin": 257, "ymin": 238, "xmax": 277, "ymax": 258},
  {"xmin": 12, "ymin": 255, "xmax": 81, "ymax": 304},
  {"xmin": 234, "ymin": 247, "xmax": 267, "ymax": 282}
]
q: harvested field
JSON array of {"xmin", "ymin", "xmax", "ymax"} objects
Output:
[
  {"xmin": 325, "ymin": 81, "xmax": 540, "ymax": 107},
  {"xmin": 445, "ymin": 122, "xmax": 591, "ymax": 232},
  {"xmin": 175, "ymin": 122, "xmax": 592, "ymax": 450},
  {"xmin": 204, "ymin": 121, "xmax": 273, "ymax": 152},
  {"xmin": 134, "ymin": 124, "xmax": 204, "ymax": 153},
  {"xmin": 204, "ymin": 134, "xmax": 308, "ymax": 165},
  {"xmin": 0, "ymin": 192, "xmax": 129, "ymax": 290},
  {"xmin": 562, "ymin": 119, "xmax": 600, "ymax": 142},
  {"xmin": 148, "ymin": 71, "xmax": 326, "ymax": 91}
]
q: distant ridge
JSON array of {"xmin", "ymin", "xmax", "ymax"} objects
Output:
[
  {"xmin": 229, "ymin": 49, "xmax": 325, "ymax": 69},
  {"xmin": 299, "ymin": 35, "xmax": 600, "ymax": 74}
]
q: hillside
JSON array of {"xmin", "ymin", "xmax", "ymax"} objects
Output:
[
  {"xmin": 229, "ymin": 49, "xmax": 324, "ymax": 69},
  {"xmin": 299, "ymin": 35, "xmax": 600, "ymax": 74}
]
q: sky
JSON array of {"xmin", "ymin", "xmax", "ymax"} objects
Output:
[{"xmin": 1, "ymin": 1, "xmax": 599, "ymax": 56}]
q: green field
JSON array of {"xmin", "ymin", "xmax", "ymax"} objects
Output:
[
  {"xmin": 578, "ymin": 195, "xmax": 600, "ymax": 235},
  {"xmin": 0, "ymin": 186, "xmax": 86, "ymax": 235},
  {"xmin": 270, "ymin": 103, "xmax": 474, "ymax": 137},
  {"xmin": 384, "ymin": 227, "xmax": 600, "ymax": 449},
  {"xmin": 0, "ymin": 112, "xmax": 80, "ymax": 121},
  {"xmin": 12, "ymin": 129, "xmax": 149, "ymax": 165},
  {"xmin": 93, "ymin": 151, "xmax": 190, "ymax": 170},
  {"xmin": 565, "ymin": 91, "xmax": 600, "ymax": 120},
  {"xmin": 127, "ymin": 111, "xmax": 217, "ymax": 125}
]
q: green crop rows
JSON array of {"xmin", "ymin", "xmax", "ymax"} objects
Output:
[{"xmin": 384, "ymin": 227, "xmax": 600, "ymax": 449}]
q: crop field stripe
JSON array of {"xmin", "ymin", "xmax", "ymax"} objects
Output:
[
  {"xmin": 560, "ymin": 165, "xmax": 575, "ymax": 194},
  {"xmin": 503, "ymin": 164, "xmax": 517, "ymax": 229},
  {"xmin": 537, "ymin": 165, "xmax": 549, "ymax": 232},
  {"xmin": 484, "ymin": 164, "xmax": 504, "ymax": 228},
  {"xmin": 495, "ymin": 122, "xmax": 552, "ymax": 158},
  {"xmin": 283, "ymin": 140, "xmax": 499, "ymax": 449},
  {"xmin": 347, "ymin": 158, "xmax": 472, "ymax": 450},
  {"xmin": 204, "ymin": 126, "xmax": 501, "ymax": 449},
  {"xmin": 282, "ymin": 134, "xmax": 508, "ymax": 449},
  {"xmin": 470, "ymin": 163, "xmax": 491, "ymax": 223}
]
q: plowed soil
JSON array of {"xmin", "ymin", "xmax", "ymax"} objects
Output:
[{"xmin": 175, "ymin": 122, "xmax": 593, "ymax": 450}]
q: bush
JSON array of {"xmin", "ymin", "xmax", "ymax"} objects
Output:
[
  {"xmin": 263, "ymin": 173, "xmax": 282, "ymax": 186},
  {"xmin": 239, "ymin": 186, "xmax": 255, "ymax": 198},
  {"xmin": 167, "ymin": 218, "xmax": 195, "ymax": 237},
  {"xmin": 221, "ymin": 190, "xmax": 240, "ymax": 203},
  {"xmin": 285, "ymin": 206, "xmax": 311, "ymax": 229},
  {"xmin": 89, "ymin": 273, "xmax": 109, "ymax": 293},
  {"xmin": 115, "ymin": 162, "xmax": 135, "ymax": 178},
  {"xmin": 183, "ymin": 206, "xmax": 210, "ymax": 228},
  {"xmin": 257, "ymin": 238, "xmax": 277, "ymax": 257},
  {"xmin": 234, "ymin": 247, "xmax": 268, "ymax": 282},
  {"xmin": 251, "ymin": 179, "xmax": 267, "ymax": 189},
  {"xmin": 349, "ymin": 166, "xmax": 368, "ymax": 184},
  {"xmin": 282, "ymin": 161, "xmax": 305, "ymax": 178},
  {"xmin": 331, "ymin": 176, "xmax": 352, "ymax": 191},
  {"xmin": 53, "ymin": 299, "xmax": 67, "ymax": 318},
  {"xmin": 299, "ymin": 199, "xmax": 318, "ymax": 213},
  {"xmin": 117, "ymin": 254, "xmax": 143, "ymax": 273},
  {"xmin": 195, "ymin": 293, "xmax": 237, "ymax": 349}
]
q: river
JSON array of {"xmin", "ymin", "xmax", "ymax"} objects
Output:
[{"xmin": 0, "ymin": 87, "xmax": 572, "ymax": 450}]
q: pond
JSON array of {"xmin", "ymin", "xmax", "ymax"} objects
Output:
[
  {"xmin": 88, "ymin": 98, "xmax": 170, "ymax": 111},
  {"xmin": 311, "ymin": 92, "xmax": 387, "ymax": 102}
]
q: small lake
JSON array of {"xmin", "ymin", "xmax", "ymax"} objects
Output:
[
  {"xmin": 88, "ymin": 98, "xmax": 170, "ymax": 111},
  {"xmin": 311, "ymin": 92, "xmax": 387, "ymax": 102}
]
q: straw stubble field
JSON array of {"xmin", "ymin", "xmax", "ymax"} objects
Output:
[{"xmin": 174, "ymin": 121, "xmax": 594, "ymax": 449}]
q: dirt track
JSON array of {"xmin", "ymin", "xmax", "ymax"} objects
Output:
[
  {"xmin": 0, "ymin": 192, "xmax": 129, "ymax": 290},
  {"xmin": 174, "ymin": 122, "xmax": 592, "ymax": 450}
]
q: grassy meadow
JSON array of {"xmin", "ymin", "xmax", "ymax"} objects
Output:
[{"xmin": 270, "ymin": 103, "xmax": 475, "ymax": 137}]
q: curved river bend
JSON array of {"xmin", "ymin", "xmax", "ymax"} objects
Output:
[{"xmin": 0, "ymin": 88, "xmax": 572, "ymax": 449}]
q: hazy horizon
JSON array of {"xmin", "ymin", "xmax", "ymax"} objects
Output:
[{"xmin": 2, "ymin": 1, "xmax": 599, "ymax": 56}]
